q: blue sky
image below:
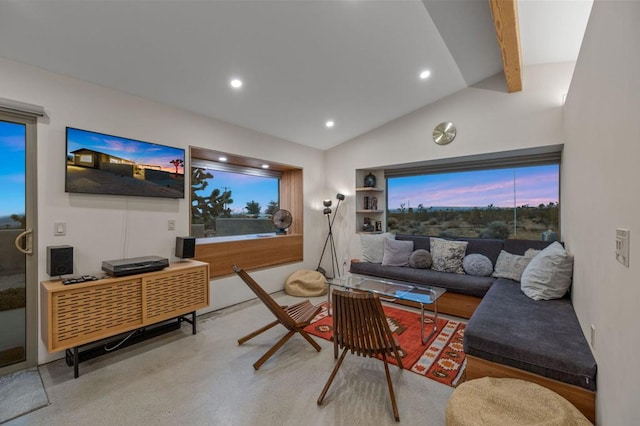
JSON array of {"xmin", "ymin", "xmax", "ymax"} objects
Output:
[
  {"xmin": 67, "ymin": 128, "xmax": 185, "ymax": 173},
  {"xmin": 388, "ymin": 164, "xmax": 559, "ymax": 210},
  {"xmin": 0, "ymin": 121, "xmax": 26, "ymax": 217},
  {"xmin": 195, "ymin": 169, "xmax": 279, "ymax": 215}
]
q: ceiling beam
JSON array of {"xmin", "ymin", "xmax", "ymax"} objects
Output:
[{"xmin": 489, "ymin": 0, "xmax": 522, "ymax": 92}]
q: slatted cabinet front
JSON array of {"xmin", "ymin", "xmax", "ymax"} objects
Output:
[{"xmin": 41, "ymin": 261, "xmax": 209, "ymax": 353}]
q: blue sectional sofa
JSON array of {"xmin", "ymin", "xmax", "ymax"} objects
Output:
[
  {"xmin": 349, "ymin": 234, "xmax": 596, "ymax": 422},
  {"xmin": 350, "ymin": 234, "xmax": 553, "ymax": 318}
]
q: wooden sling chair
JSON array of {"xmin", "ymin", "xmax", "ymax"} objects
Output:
[
  {"xmin": 317, "ymin": 289, "xmax": 404, "ymax": 422},
  {"xmin": 232, "ymin": 265, "xmax": 323, "ymax": 370}
]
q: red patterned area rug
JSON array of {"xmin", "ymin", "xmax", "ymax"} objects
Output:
[{"xmin": 304, "ymin": 303, "xmax": 467, "ymax": 387}]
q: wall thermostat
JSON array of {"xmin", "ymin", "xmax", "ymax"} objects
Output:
[{"xmin": 616, "ymin": 228, "xmax": 630, "ymax": 267}]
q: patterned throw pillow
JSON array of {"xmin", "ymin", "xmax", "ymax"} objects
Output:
[
  {"xmin": 462, "ymin": 254, "xmax": 493, "ymax": 277},
  {"xmin": 409, "ymin": 249, "xmax": 432, "ymax": 269},
  {"xmin": 430, "ymin": 238, "xmax": 468, "ymax": 274},
  {"xmin": 492, "ymin": 250, "xmax": 539, "ymax": 282}
]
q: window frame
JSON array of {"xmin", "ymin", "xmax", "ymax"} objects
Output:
[
  {"xmin": 189, "ymin": 146, "xmax": 304, "ymax": 277},
  {"xmin": 384, "ymin": 146, "xmax": 562, "ymax": 240}
]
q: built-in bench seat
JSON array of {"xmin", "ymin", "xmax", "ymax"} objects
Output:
[
  {"xmin": 349, "ymin": 233, "xmax": 596, "ymax": 422},
  {"xmin": 464, "ymin": 279, "xmax": 597, "ymax": 422}
]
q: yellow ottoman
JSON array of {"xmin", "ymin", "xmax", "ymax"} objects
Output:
[
  {"xmin": 284, "ymin": 270, "xmax": 327, "ymax": 297},
  {"xmin": 446, "ymin": 377, "xmax": 591, "ymax": 426}
]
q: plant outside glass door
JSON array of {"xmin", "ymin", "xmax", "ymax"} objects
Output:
[{"xmin": 0, "ymin": 116, "xmax": 36, "ymax": 373}]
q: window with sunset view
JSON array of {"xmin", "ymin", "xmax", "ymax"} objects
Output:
[{"xmin": 386, "ymin": 164, "xmax": 560, "ymax": 241}]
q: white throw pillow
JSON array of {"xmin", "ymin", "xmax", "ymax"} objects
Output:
[
  {"xmin": 382, "ymin": 238, "xmax": 414, "ymax": 267},
  {"xmin": 360, "ymin": 232, "xmax": 395, "ymax": 263},
  {"xmin": 521, "ymin": 242, "xmax": 574, "ymax": 300},
  {"xmin": 430, "ymin": 238, "xmax": 468, "ymax": 274}
]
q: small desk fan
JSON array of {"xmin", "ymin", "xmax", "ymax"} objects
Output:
[{"xmin": 272, "ymin": 209, "xmax": 292, "ymax": 235}]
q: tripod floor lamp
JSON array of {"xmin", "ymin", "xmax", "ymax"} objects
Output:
[{"xmin": 317, "ymin": 193, "xmax": 345, "ymax": 279}]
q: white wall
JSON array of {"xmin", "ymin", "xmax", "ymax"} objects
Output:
[
  {"xmin": 562, "ymin": 1, "xmax": 640, "ymax": 423},
  {"xmin": 325, "ymin": 62, "xmax": 574, "ymax": 261},
  {"xmin": 0, "ymin": 57, "xmax": 326, "ymax": 364}
]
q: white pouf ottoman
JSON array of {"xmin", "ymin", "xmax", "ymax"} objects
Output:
[
  {"xmin": 284, "ymin": 270, "xmax": 327, "ymax": 297},
  {"xmin": 446, "ymin": 377, "xmax": 591, "ymax": 426}
]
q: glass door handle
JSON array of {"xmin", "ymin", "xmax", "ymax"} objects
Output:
[{"xmin": 14, "ymin": 228, "xmax": 33, "ymax": 255}]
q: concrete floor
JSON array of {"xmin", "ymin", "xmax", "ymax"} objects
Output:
[{"xmin": 7, "ymin": 292, "xmax": 454, "ymax": 426}]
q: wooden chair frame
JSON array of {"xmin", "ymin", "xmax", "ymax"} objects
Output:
[
  {"xmin": 232, "ymin": 265, "xmax": 322, "ymax": 370},
  {"xmin": 317, "ymin": 289, "xmax": 404, "ymax": 422}
]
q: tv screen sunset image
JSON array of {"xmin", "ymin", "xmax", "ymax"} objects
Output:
[{"xmin": 65, "ymin": 128, "xmax": 185, "ymax": 198}]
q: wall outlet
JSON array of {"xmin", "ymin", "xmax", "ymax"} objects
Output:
[{"xmin": 168, "ymin": 219, "xmax": 176, "ymax": 231}]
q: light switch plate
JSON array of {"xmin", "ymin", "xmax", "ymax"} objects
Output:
[
  {"xmin": 54, "ymin": 222, "xmax": 66, "ymax": 236},
  {"xmin": 615, "ymin": 228, "xmax": 630, "ymax": 267}
]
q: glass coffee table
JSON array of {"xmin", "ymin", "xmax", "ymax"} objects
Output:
[{"xmin": 327, "ymin": 275, "xmax": 446, "ymax": 344}]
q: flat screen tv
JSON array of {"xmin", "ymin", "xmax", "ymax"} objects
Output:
[{"xmin": 65, "ymin": 127, "xmax": 185, "ymax": 199}]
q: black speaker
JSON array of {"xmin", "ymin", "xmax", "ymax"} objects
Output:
[
  {"xmin": 175, "ymin": 237, "xmax": 196, "ymax": 259},
  {"xmin": 47, "ymin": 245, "xmax": 73, "ymax": 276}
]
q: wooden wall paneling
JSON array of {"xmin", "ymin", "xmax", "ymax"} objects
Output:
[
  {"xmin": 195, "ymin": 235, "xmax": 303, "ymax": 278},
  {"xmin": 280, "ymin": 169, "xmax": 303, "ymax": 235}
]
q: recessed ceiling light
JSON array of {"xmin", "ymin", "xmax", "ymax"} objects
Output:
[
  {"xmin": 325, "ymin": 120, "xmax": 335, "ymax": 128},
  {"xmin": 218, "ymin": 156, "xmax": 227, "ymax": 162},
  {"xmin": 419, "ymin": 70, "xmax": 431, "ymax": 80},
  {"xmin": 261, "ymin": 164, "xmax": 269, "ymax": 169},
  {"xmin": 230, "ymin": 78, "xmax": 243, "ymax": 89}
]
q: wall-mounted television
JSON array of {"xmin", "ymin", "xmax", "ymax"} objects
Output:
[{"xmin": 65, "ymin": 127, "xmax": 185, "ymax": 199}]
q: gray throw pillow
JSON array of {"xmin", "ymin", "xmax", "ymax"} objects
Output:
[
  {"xmin": 382, "ymin": 239, "xmax": 414, "ymax": 267},
  {"xmin": 463, "ymin": 254, "xmax": 493, "ymax": 277},
  {"xmin": 492, "ymin": 250, "xmax": 538, "ymax": 282},
  {"xmin": 360, "ymin": 232, "xmax": 395, "ymax": 263},
  {"xmin": 521, "ymin": 242, "xmax": 574, "ymax": 300},
  {"xmin": 409, "ymin": 249, "xmax": 432, "ymax": 269},
  {"xmin": 430, "ymin": 238, "xmax": 468, "ymax": 274}
]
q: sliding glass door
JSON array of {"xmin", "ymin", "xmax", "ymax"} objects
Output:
[{"xmin": 0, "ymin": 114, "xmax": 37, "ymax": 375}]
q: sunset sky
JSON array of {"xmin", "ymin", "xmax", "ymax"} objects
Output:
[
  {"xmin": 194, "ymin": 169, "xmax": 279, "ymax": 215},
  {"xmin": 0, "ymin": 121, "xmax": 25, "ymax": 218},
  {"xmin": 67, "ymin": 128, "xmax": 185, "ymax": 174},
  {"xmin": 387, "ymin": 164, "xmax": 559, "ymax": 210}
]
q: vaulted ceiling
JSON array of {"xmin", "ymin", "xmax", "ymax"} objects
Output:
[{"xmin": 0, "ymin": 1, "xmax": 592, "ymax": 150}]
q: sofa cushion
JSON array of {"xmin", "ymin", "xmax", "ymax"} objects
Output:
[
  {"xmin": 503, "ymin": 239, "xmax": 557, "ymax": 255},
  {"xmin": 350, "ymin": 261, "xmax": 493, "ymax": 298},
  {"xmin": 457, "ymin": 237, "xmax": 504, "ymax": 266},
  {"xmin": 492, "ymin": 250, "xmax": 538, "ymax": 282},
  {"xmin": 395, "ymin": 235, "xmax": 504, "ymax": 266},
  {"xmin": 463, "ymin": 279, "xmax": 596, "ymax": 391},
  {"xmin": 396, "ymin": 234, "xmax": 431, "ymax": 251},
  {"xmin": 360, "ymin": 232, "xmax": 395, "ymax": 263},
  {"xmin": 430, "ymin": 238, "xmax": 468, "ymax": 274},
  {"xmin": 521, "ymin": 242, "xmax": 573, "ymax": 300},
  {"xmin": 409, "ymin": 249, "xmax": 432, "ymax": 269},
  {"xmin": 463, "ymin": 254, "xmax": 493, "ymax": 277},
  {"xmin": 381, "ymin": 238, "xmax": 413, "ymax": 267}
]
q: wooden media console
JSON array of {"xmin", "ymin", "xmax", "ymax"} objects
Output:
[{"xmin": 41, "ymin": 260, "xmax": 210, "ymax": 377}]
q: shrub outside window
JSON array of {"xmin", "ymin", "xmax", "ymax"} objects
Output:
[
  {"xmin": 191, "ymin": 165, "xmax": 280, "ymax": 238},
  {"xmin": 386, "ymin": 164, "xmax": 559, "ymax": 241}
]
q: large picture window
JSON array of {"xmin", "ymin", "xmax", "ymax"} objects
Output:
[
  {"xmin": 191, "ymin": 162, "xmax": 280, "ymax": 238},
  {"xmin": 387, "ymin": 163, "xmax": 560, "ymax": 241}
]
